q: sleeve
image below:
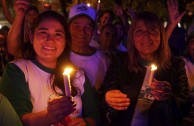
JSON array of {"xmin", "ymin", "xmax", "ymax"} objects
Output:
[
  {"xmin": 0, "ymin": 94, "xmax": 23, "ymax": 126},
  {"xmin": 81, "ymin": 77, "xmax": 101, "ymax": 126},
  {"xmin": 0, "ymin": 63, "xmax": 32, "ymax": 118},
  {"xmin": 149, "ymin": 58, "xmax": 192, "ymax": 125},
  {"xmin": 172, "ymin": 58, "xmax": 191, "ymax": 117}
]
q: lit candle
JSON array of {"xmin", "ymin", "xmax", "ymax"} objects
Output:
[
  {"xmin": 97, "ymin": 0, "xmax": 100, "ymax": 12},
  {"xmin": 148, "ymin": 64, "xmax": 157, "ymax": 86},
  {"xmin": 87, "ymin": 3, "xmax": 91, "ymax": 7},
  {"xmin": 63, "ymin": 67, "xmax": 73, "ymax": 97}
]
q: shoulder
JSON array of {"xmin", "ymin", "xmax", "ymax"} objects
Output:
[
  {"xmin": 10, "ymin": 59, "xmax": 37, "ymax": 81},
  {"xmin": 11, "ymin": 59, "xmax": 33, "ymax": 68}
]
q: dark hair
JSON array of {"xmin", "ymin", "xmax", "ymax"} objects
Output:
[{"xmin": 128, "ymin": 12, "xmax": 171, "ymax": 72}]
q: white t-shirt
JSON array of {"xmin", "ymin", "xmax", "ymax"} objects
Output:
[
  {"xmin": 14, "ymin": 59, "xmax": 85, "ymax": 118},
  {"xmin": 70, "ymin": 50, "xmax": 109, "ymax": 90}
]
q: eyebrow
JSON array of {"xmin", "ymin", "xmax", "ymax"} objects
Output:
[{"xmin": 37, "ymin": 27, "xmax": 65, "ymax": 33}]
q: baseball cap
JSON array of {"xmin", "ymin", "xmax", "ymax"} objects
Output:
[{"xmin": 68, "ymin": 3, "xmax": 96, "ymax": 22}]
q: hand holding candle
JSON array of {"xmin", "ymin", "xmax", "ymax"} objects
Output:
[
  {"xmin": 148, "ymin": 64, "xmax": 157, "ymax": 86},
  {"xmin": 63, "ymin": 67, "xmax": 73, "ymax": 97}
]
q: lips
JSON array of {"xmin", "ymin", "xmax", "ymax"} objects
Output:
[
  {"xmin": 43, "ymin": 46, "xmax": 56, "ymax": 50},
  {"xmin": 142, "ymin": 41, "xmax": 153, "ymax": 46}
]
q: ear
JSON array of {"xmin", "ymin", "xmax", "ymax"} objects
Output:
[{"xmin": 29, "ymin": 31, "xmax": 34, "ymax": 44}]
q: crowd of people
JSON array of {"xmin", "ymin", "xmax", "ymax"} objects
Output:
[{"xmin": 0, "ymin": 0, "xmax": 193, "ymax": 126}]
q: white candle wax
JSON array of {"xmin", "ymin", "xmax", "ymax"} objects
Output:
[
  {"xmin": 97, "ymin": 0, "xmax": 100, "ymax": 12},
  {"xmin": 63, "ymin": 68, "xmax": 73, "ymax": 97},
  {"xmin": 148, "ymin": 64, "xmax": 157, "ymax": 86}
]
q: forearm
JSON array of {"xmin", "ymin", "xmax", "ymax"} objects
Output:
[
  {"xmin": 1, "ymin": 0, "xmax": 14, "ymax": 24},
  {"xmin": 22, "ymin": 110, "xmax": 55, "ymax": 126},
  {"xmin": 7, "ymin": 16, "xmax": 24, "ymax": 58}
]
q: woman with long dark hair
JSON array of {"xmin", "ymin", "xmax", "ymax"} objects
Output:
[{"xmin": 0, "ymin": 10, "xmax": 100, "ymax": 126}]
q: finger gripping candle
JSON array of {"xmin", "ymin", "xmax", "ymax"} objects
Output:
[{"xmin": 63, "ymin": 67, "xmax": 73, "ymax": 97}]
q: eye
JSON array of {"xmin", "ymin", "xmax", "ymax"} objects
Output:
[
  {"xmin": 40, "ymin": 31, "xmax": 47, "ymax": 35},
  {"xmin": 134, "ymin": 29, "xmax": 143, "ymax": 35},
  {"xmin": 55, "ymin": 33, "xmax": 63, "ymax": 36},
  {"xmin": 55, "ymin": 32, "xmax": 65, "ymax": 39},
  {"xmin": 84, "ymin": 25, "xmax": 93, "ymax": 32},
  {"xmin": 149, "ymin": 29, "xmax": 159, "ymax": 35}
]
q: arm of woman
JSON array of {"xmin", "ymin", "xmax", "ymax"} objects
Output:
[
  {"xmin": 1, "ymin": 0, "xmax": 14, "ymax": 24},
  {"xmin": 0, "ymin": 62, "xmax": 32, "ymax": 118},
  {"xmin": 165, "ymin": 0, "xmax": 185, "ymax": 41},
  {"xmin": 174, "ymin": 58, "xmax": 191, "ymax": 116},
  {"xmin": 7, "ymin": 0, "xmax": 29, "ymax": 58},
  {"xmin": 0, "ymin": 62, "xmax": 76, "ymax": 126}
]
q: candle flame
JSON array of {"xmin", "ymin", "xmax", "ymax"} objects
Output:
[
  {"xmin": 98, "ymin": 0, "xmax": 100, "ymax": 3},
  {"xmin": 63, "ymin": 67, "xmax": 73, "ymax": 75},
  {"xmin": 151, "ymin": 64, "xmax": 157, "ymax": 71}
]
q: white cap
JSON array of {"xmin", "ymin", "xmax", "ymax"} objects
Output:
[{"xmin": 68, "ymin": 3, "xmax": 96, "ymax": 22}]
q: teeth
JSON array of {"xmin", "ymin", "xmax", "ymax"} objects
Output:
[
  {"xmin": 142, "ymin": 41, "xmax": 152, "ymax": 46},
  {"xmin": 43, "ymin": 46, "xmax": 56, "ymax": 50}
]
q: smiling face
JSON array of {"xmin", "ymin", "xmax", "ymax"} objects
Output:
[
  {"xmin": 69, "ymin": 16, "xmax": 94, "ymax": 50},
  {"xmin": 100, "ymin": 25, "xmax": 116, "ymax": 49},
  {"xmin": 133, "ymin": 21, "xmax": 161, "ymax": 60},
  {"xmin": 100, "ymin": 12, "xmax": 112, "ymax": 27},
  {"xmin": 31, "ymin": 18, "xmax": 66, "ymax": 67}
]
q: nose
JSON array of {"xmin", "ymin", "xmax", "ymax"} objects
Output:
[
  {"xmin": 78, "ymin": 28, "xmax": 87, "ymax": 35},
  {"xmin": 46, "ymin": 34, "xmax": 56, "ymax": 42},
  {"xmin": 143, "ymin": 30, "xmax": 150, "ymax": 38}
]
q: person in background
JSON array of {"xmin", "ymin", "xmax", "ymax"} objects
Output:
[
  {"xmin": 0, "ymin": 26, "xmax": 13, "ymax": 76},
  {"xmin": 68, "ymin": 4, "xmax": 110, "ymax": 125},
  {"xmin": 182, "ymin": 26, "xmax": 194, "ymax": 126},
  {"xmin": 98, "ymin": 24, "xmax": 117, "ymax": 52},
  {"xmin": 7, "ymin": 0, "xmax": 39, "ymax": 59},
  {"xmin": 102, "ymin": 11, "xmax": 191, "ymax": 126},
  {"xmin": 90, "ymin": 10, "xmax": 114, "ymax": 48},
  {"xmin": 0, "ymin": 10, "xmax": 100, "ymax": 126},
  {"xmin": 0, "ymin": 93, "xmax": 23, "ymax": 126},
  {"xmin": 69, "ymin": 3, "xmax": 110, "ymax": 91},
  {"xmin": 114, "ymin": 21, "xmax": 128, "ymax": 52}
]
